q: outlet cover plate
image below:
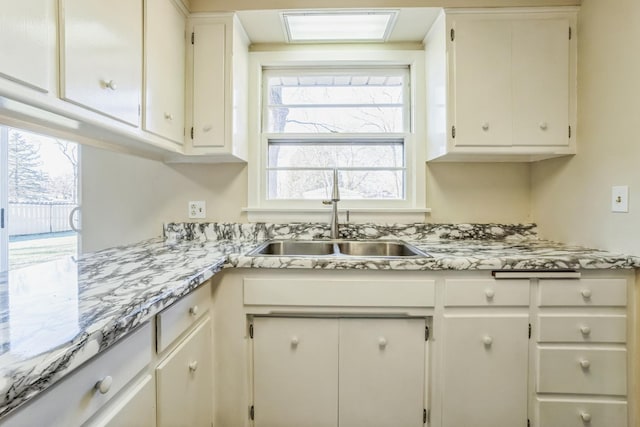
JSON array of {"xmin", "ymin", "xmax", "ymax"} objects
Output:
[
  {"xmin": 189, "ymin": 201, "xmax": 206, "ymax": 219},
  {"xmin": 611, "ymin": 186, "xmax": 629, "ymax": 213}
]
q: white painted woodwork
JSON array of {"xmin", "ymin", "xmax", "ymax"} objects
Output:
[
  {"xmin": 538, "ymin": 315, "xmax": 627, "ymax": 343},
  {"xmin": 451, "ymin": 18, "xmax": 512, "ymax": 147},
  {"xmin": 537, "ymin": 399, "xmax": 628, "ymax": 427},
  {"xmin": 444, "ymin": 278, "xmax": 529, "ymax": 306},
  {"xmin": 144, "ymin": 0, "xmax": 186, "ymax": 144},
  {"xmin": 156, "ymin": 317, "xmax": 213, "ymax": 427},
  {"xmin": 61, "ymin": 0, "xmax": 142, "ymax": 125},
  {"xmin": 243, "ymin": 277, "xmax": 436, "ymax": 307},
  {"xmin": 2, "ymin": 323, "xmax": 152, "ymax": 427},
  {"xmin": 538, "ymin": 279, "xmax": 628, "ymax": 307},
  {"xmin": 0, "ymin": 0, "xmax": 56, "ymax": 93},
  {"xmin": 441, "ymin": 315, "xmax": 529, "ymax": 427},
  {"xmin": 87, "ymin": 374, "xmax": 156, "ymax": 427},
  {"xmin": 252, "ymin": 317, "xmax": 339, "ymax": 427},
  {"xmin": 537, "ymin": 347, "xmax": 627, "ymax": 396},
  {"xmin": 191, "ymin": 22, "xmax": 226, "ymax": 148},
  {"xmin": 512, "ymin": 18, "xmax": 570, "ymax": 147},
  {"xmin": 338, "ymin": 318, "xmax": 425, "ymax": 427},
  {"xmin": 156, "ymin": 283, "xmax": 210, "ymax": 352}
]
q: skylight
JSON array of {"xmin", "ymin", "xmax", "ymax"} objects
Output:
[{"xmin": 282, "ymin": 11, "xmax": 398, "ymax": 43}]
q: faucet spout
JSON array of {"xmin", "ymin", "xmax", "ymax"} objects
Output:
[{"xmin": 322, "ymin": 169, "xmax": 340, "ymax": 239}]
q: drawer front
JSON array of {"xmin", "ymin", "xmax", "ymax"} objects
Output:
[
  {"xmin": 538, "ymin": 279, "xmax": 627, "ymax": 307},
  {"xmin": 3, "ymin": 323, "xmax": 152, "ymax": 427},
  {"xmin": 157, "ymin": 283, "xmax": 210, "ymax": 352},
  {"xmin": 537, "ymin": 399, "xmax": 627, "ymax": 427},
  {"xmin": 538, "ymin": 315, "xmax": 627, "ymax": 344},
  {"xmin": 244, "ymin": 278, "xmax": 435, "ymax": 308},
  {"xmin": 538, "ymin": 347, "xmax": 627, "ymax": 396},
  {"xmin": 87, "ymin": 374, "xmax": 156, "ymax": 427},
  {"xmin": 444, "ymin": 279, "xmax": 529, "ymax": 307}
]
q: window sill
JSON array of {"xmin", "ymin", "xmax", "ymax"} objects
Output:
[{"xmin": 242, "ymin": 207, "xmax": 431, "ymax": 223}]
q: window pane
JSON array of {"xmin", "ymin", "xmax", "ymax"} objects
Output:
[
  {"xmin": 268, "ymin": 170, "xmax": 404, "ymax": 200},
  {"xmin": 267, "ymin": 106, "xmax": 403, "ymax": 133},
  {"xmin": 268, "ymin": 141, "xmax": 403, "ymax": 168}
]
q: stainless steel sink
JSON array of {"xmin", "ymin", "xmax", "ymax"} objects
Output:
[{"xmin": 247, "ymin": 240, "xmax": 428, "ymax": 258}]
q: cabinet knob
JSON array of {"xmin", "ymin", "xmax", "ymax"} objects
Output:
[
  {"xmin": 579, "ymin": 359, "xmax": 591, "ymax": 369},
  {"xmin": 580, "ymin": 412, "xmax": 592, "ymax": 422},
  {"xmin": 189, "ymin": 361, "xmax": 198, "ymax": 372},
  {"xmin": 102, "ymin": 80, "xmax": 117, "ymax": 91},
  {"xmin": 484, "ymin": 289, "xmax": 495, "ymax": 300},
  {"xmin": 164, "ymin": 112, "xmax": 174, "ymax": 121},
  {"xmin": 95, "ymin": 375, "xmax": 113, "ymax": 394},
  {"xmin": 481, "ymin": 122, "xmax": 490, "ymax": 131},
  {"xmin": 482, "ymin": 336, "xmax": 493, "ymax": 347},
  {"xmin": 581, "ymin": 289, "xmax": 592, "ymax": 300},
  {"xmin": 189, "ymin": 305, "xmax": 199, "ymax": 316},
  {"xmin": 378, "ymin": 337, "xmax": 387, "ymax": 349},
  {"xmin": 291, "ymin": 336, "xmax": 299, "ymax": 347},
  {"xmin": 539, "ymin": 122, "xmax": 548, "ymax": 130},
  {"xmin": 580, "ymin": 325, "xmax": 591, "ymax": 336}
]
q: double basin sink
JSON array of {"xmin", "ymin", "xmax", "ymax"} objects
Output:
[{"xmin": 248, "ymin": 240, "xmax": 429, "ymax": 258}]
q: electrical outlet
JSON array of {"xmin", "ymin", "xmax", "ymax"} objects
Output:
[
  {"xmin": 188, "ymin": 201, "xmax": 206, "ymax": 219},
  {"xmin": 611, "ymin": 186, "xmax": 629, "ymax": 213}
]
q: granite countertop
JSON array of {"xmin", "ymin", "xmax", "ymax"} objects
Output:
[{"xmin": 1, "ymin": 222, "xmax": 638, "ymax": 418}]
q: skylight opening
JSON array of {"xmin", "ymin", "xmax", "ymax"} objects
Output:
[{"xmin": 282, "ymin": 11, "xmax": 398, "ymax": 43}]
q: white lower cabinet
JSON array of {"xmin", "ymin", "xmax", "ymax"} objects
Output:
[
  {"xmin": 252, "ymin": 316, "xmax": 426, "ymax": 427},
  {"xmin": 440, "ymin": 315, "xmax": 529, "ymax": 427},
  {"xmin": 537, "ymin": 399, "xmax": 628, "ymax": 427},
  {"xmin": 86, "ymin": 374, "xmax": 156, "ymax": 427},
  {"xmin": 156, "ymin": 317, "xmax": 213, "ymax": 427}
]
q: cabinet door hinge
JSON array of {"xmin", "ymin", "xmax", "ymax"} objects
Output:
[
  {"xmin": 452, "ymin": 125, "xmax": 456, "ymax": 139},
  {"xmin": 528, "ymin": 323, "xmax": 532, "ymax": 339},
  {"xmin": 527, "ymin": 418, "xmax": 530, "ymax": 427},
  {"xmin": 1, "ymin": 208, "xmax": 5, "ymax": 229},
  {"xmin": 249, "ymin": 405, "xmax": 254, "ymax": 420},
  {"xmin": 425, "ymin": 325, "xmax": 430, "ymax": 341},
  {"xmin": 450, "ymin": 28, "xmax": 455, "ymax": 41},
  {"xmin": 569, "ymin": 27, "xmax": 572, "ymax": 40},
  {"xmin": 423, "ymin": 408, "xmax": 427, "ymax": 424},
  {"xmin": 190, "ymin": 127, "xmax": 194, "ymax": 139},
  {"xmin": 569, "ymin": 125, "xmax": 572, "ymax": 138},
  {"xmin": 249, "ymin": 323, "xmax": 254, "ymax": 339},
  {"xmin": 191, "ymin": 32, "xmax": 195, "ymax": 44}
]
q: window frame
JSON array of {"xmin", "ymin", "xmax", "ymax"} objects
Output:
[{"xmin": 246, "ymin": 49, "xmax": 428, "ymax": 222}]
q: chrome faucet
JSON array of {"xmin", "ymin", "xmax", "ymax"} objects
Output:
[{"xmin": 322, "ymin": 169, "xmax": 340, "ymax": 239}]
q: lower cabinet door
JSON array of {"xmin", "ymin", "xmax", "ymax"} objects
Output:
[
  {"xmin": 338, "ymin": 318, "xmax": 426, "ymax": 427},
  {"xmin": 87, "ymin": 374, "xmax": 156, "ymax": 427},
  {"xmin": 156, "ymin": 317, "xmax": 212, "ymax": 427},
  {"xmin": 252, "ymin": 317, "xmax": 339, "ymax": 427},
  {"xmin": 441, "ymin": 315, "xmax": 529, "ymax": 427}
]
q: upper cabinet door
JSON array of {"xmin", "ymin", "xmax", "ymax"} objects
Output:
[
  {"xmin": 61, "ymin": 0, "xmax": 142, "ymax": 126},
  {"xmin": 144, "ymin": 0, "xmax": 185, "ymax": 144},
  {"xmin": 0, "ymin": 0, "xmax": 56, "ymax": 93},
  {"xmin": 451, "ymin": 18, "xmax": 512, "ymax": 147},
  {"xmin": 512, "ymin": 18, "xmax": 570, "ymax": 147}
]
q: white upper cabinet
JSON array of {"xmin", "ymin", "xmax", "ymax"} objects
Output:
[
  {"xmin": 0, "ymin": 0, "xmax": 57, "ymax": 93},
  {"xmin": 425, "ymin": 8, "xmax": 577, "ymax": 162},
  {"xmin": 144, "ymin": 0, "xmax": 186, "ymax": 145},
  {"xmin": 60, "ymin": 0, "xmax": 143, "ymax": 126},
  {"xmin": 178, "ymin": 14, "xmax": 249, "ymax": 162}
]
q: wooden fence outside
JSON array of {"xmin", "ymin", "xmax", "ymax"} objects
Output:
[{"xmin": 8, "ymin": 203, "xmax": 77, "ymax": 236}]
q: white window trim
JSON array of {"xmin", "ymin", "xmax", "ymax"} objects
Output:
[{"xmin": 245, "ymin": 49, "xmax": 429, "ymax": 223}]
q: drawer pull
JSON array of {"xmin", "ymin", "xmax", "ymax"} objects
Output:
[
  {"xmin": 581, "ymin": 289, "xmax": 592, "ymax": 300},
  {"xmin": 580, "ymin": 325, "xmax": 591, "ymax": 336},
  {"xmin": 164, "ymin": 112, "xmax": 174, "ymax": 120},
  {"xmin": 484, "ymin": 289, "xmax": 495, "ymax": 300},
  {"xmin": 95, "ymin": 376, "xmax": 113, "ymax": 394},
  {"xmin": 189, "ymin": 305, "xmax": 199, "ymax": 316},
  {"xmin": 189, "ymin": 361, "xmax": 198, "ymax": 372},
  {"xmin": 102, "ymin": 80, "xmax": 117, "ymax": 91},
  {"xmin": 378, "ymin": 337, "xmax": 388, "ymax": 349},
  {"xmin": 579, "ymin": 359, "xmax": 591, "ymax": 370},
  {"xmin": 580, "ymin": 412, "xmax": 592, "ymax": 422},
  {"xmin": 291, "ymin": 336, "xmax": 299, "ymax": 347},
  {"xmin": 482, "ymin": 336, "xmax": 493, "ymax": 347}
]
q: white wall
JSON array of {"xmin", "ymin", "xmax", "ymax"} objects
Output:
[{"xmin": 531, "ymin": 0, "xmax": 640, "ymax": 256}]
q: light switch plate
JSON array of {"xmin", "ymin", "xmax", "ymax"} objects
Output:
[
  {"xmin": 189, "ymin": 201, "xmax": 206, "ymax": 219},
  {"xmin": 611, "ymin": 186, "xmax": 629, "ymax": 213}
]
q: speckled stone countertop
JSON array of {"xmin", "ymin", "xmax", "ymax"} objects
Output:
[{"xmin": 1, "ymin": 222, "xmax": 638, "ymax": 418}]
